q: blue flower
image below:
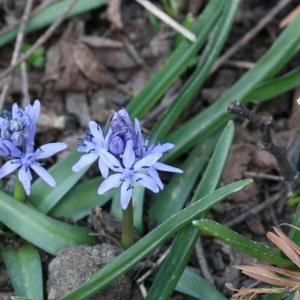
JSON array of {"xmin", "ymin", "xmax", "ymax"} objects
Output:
[
  {"xmin": 72, "ymin": 121, "xmax": 110, "ymax": 178},
  {"xmin": 0, "ymin": 100, "xmax": 40, "ymax": 150},
  {"xmin": 0, "ymin": 139, "xmax": 67, "ymax": 195},
  {"xmin": 107, "ymin": 108, "xmax": 141, "ymax": 157},
  {"xmin": 98, "ymin": 140, "xmax": 162, "ymax": 209},
  {"xmin": 0, "ymin": 100, "xmax": 67, "ymax": 195},
  {"xmin": 134, "ymin": 119, "xmax": 183, "ymax": 189}
]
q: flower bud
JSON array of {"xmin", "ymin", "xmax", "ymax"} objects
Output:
[
  {"xmin": 10, "ymin": 118, "xmax": 23, "ymax": 132},
  {"xmin": 11, "ymin": 131, "xmax": 24, "ymax": 147},
  {"xmin": 109, "ymin": 136, "xmax": 124, "ymax": 155}
]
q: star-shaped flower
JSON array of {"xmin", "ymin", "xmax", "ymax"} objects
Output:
[
  {"xmin": 0, "ymin": 139, "xmax": 67, "ymax": 195},
  {"xmin": 98, "ymin": 140, "xmax": 162, "ymax": 209}
]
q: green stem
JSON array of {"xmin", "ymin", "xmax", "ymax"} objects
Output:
[
  {"xmin": 122, "ymin": 200, "xmax": 134, "ymax": 250},
  {"xmin": 14, "ymin": 174, "xmax": 25, "ymax": 202}
]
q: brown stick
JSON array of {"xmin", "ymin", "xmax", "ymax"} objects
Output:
[
  {"xmin": 227, "ymin": 100, "xmax": 300, "ymax": 194},
  {"xmin": 0, "ymin": 0, "xmax": 78, "ymax": 82}
]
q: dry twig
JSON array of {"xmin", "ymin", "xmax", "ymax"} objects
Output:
[
  {"xmin": 135, "ymin": 0, "xmax": 196, "ymax": 42},
  {"xmin": 227, "ymin": 100, "xmax": 299, "ymax": 194}
]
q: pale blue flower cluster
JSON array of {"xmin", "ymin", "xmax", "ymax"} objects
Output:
[
  {"xmin": 73, "ymin": 108, "xmax": 183, "ymax": 209},
  {"xmin": 0, "ymin": 100, "xmax": 67, "ymax": 195}
]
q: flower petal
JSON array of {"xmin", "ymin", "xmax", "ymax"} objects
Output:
[
  {"xmin": 120, "ymin": 179, "xmax": 133, "ymax": 209},
  {"xmin": 12, "ymin": 103, "xmax": 19, "ymax": 119},
  {"xmin": 153, "ymin": 143, "xmax": 174, "ymax": 153},
  {"xmin": 134, "ymin": 152, "xmax": 162, "ymax": 171},
  {"xmin": 99, "ymin": 149, "xmax": 123, "ymax": 172},
  {"xmin": 18, "ymin": 165, "xmax": 32, "ymax": 195},
  {"xmin": 98, "ymin": 157, "xmax": 109, "ymax": 178},
  {"xmin": 133, "ymin": 173, "xmax": 159, "ymax": 193},
  {"xmin": 98, "ymin": 173, "xmax": 122, "ymax": 194},
  {"xmin": 0, "ymin": 160, "xmax": 21, "ymax": 178},
  {"xmin": 89, "ymin": 121, "xmax": 104, "ymax": 143},
  {"xmin": 2, "ymin": 140, "xmax": 22, "ymax": 158},
  {"xmin": 147, "ymin": 167, "xmax": 164, "ymax": 189},
  {"xmin": 31, "ymin": 163, "xmax": 56, "ymax": 188},
  {"xmin": 153, "ymin": 162, "xmax": 183, "ymax": 173},
  {"xmin": 72, "ymin": 153, "xmax": 99, "ymax": 172},
  {"xmin": 32, "ymin": 100, "xmax": 41, "ymax": 123},
  {"xmin": 123, "ymin": 140, "xmax": 135, "ymax": 169},
  {"xmin": 35, "ymin": 143, "xmax": 68, "ymax": 159}
]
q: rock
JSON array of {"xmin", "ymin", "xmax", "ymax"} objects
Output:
[{"xmin": 47, "ymin": 244, "xmax": 131, "ymax": 300}]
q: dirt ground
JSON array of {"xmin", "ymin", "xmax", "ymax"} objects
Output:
[{"xmin": 0, "ymin": 0, "xmax": 299, "ymax": 299}]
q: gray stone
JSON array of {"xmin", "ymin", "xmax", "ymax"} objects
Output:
[{"xmin": 47, "ymin": 244, "xmax": 131, "ymax": 300}]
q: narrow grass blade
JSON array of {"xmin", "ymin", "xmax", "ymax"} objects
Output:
[
  {"xmin": 60, "ymin": 179, "xmax": 252, "ymax": 299},
  {"xmin": 150, "ymin": 0, "xmax": 240, "ymax": 142},
  {"xmin": 193, "ymin": 219, "xmax": 293, "ymax": 268},
  {"xmin": 50, "ymin": 177, "xmax": 114, "ymax": 222},
  {"xmin": 1, "ymin": 245, "xmax": 43, "ymax": 300},
  {"xmin": 164, "ymin": 12, "xmax": 300, "ymax": 162},
  {"xmin": 127, "ymin": 0, "xmax": 225, "ymax": 119},
  {"xmin": 146, "ymin": 121, "xmax": 235, "ymax": 299},
  {"xmin": 0, "ymin": 0, "xmax": 108, "ymax": 48},
  {"xmin": 0, "ymin": 191, "xmax": 97, "ymax": 255},
  {"xmin": 245, "ymin": 67, "xmax": 300, "ymax": 103},
  {"xmin": 29, "ymin": 150, "xmax": 91, "ymax": 214},
  {"xmin": 176, "ymin": 268, "xmax": 226, "ymax": 300}
]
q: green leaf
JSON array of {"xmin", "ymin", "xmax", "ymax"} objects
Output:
[
  {"xmin": 245, "ymin": 67, "xmax": 300, "ymax": 103},
  {"xmin": 0, "ymin": 191, "xmax": 97, "ymax": 255},
  {"xmin": 1, "ymin": 244, "xmax": 43, "ymax": 300},
  {"xmin": 193, "ymin": 219, "xmax": 293, "ymax": 268},
  {"xmin": 127, "ymin": 0, "xmax": 225, "ymax": 119},
  {"xmin": 176, "ymin": 268, "xmax": 226, "ymax": 300},
  {"xmin": 50, "ymin": 177, "xmax": 114, "ymax": 221},
  {"xmin": 0, "ymin": 0, "xmax": 108, "ymax": 48},
  {"xmin": 149, "ymin": 131, "xmax": 220, "ymax": 222},
  {"xmin": 146, "ymin": 120, "xmax": 235, "ymax": 299},
  {"xmin": 29, "ymin": 150, "xmax": 91, "ymax": 214},
  {"xmin": 164, "ymin": 12, "xmax": 300, "ymax": 162},
  {"xmin": 150, "ymin": 0, "xmax": 239, "ymax": 143},
  {"xmin": 60, "ymin": 179, "xmax": 252, "ymax": 299}
]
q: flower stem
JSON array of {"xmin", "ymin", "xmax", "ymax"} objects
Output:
[
  {"xmin": 122, "ymin": 200, "xmax": 134, "ymax": 250},
  {"xmin": 14, "ymin": 175, "xmax": 25, "ymax": 202}
]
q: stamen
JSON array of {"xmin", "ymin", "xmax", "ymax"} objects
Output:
[
  {"xmin": 113, "ymin": 165, "xmax": 120, "ymax": 169},
  {"xmin": 88, "ymin": 149, "xmax": 95, "ymax": 153},
  {"xmin": 136, "ymin": 178, "xmax": 142, "ymax": 182},
  {"xmin": 129, "ymin": 166, "xmax": 134, "ymax": 171},
  {"xmin": 142, "ymin": 166, "xmax": 149, "ymax": 169},
  {"xmin": 126, "ymin": 184, "xmax": 134, "ymax": 191}
]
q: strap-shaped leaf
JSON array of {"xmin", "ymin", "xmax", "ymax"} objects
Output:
[
  {"xmin": 1, "ymin": 245, "xmax": 43, "ymax": 300},
  {"xmin": 50, "ymin": 177, "xmax": 114, "ymax": 222},
  {"xmin": 0, "ymin": 191, "xmax": 97, "ymax": 255},
  {"xmin": 193, "ymin": 219, "xmax": 293, "ymax": 268},
  {"xmin": 164, "ymin": 11, "xmax": 300, "ymax": 162},
  {"xmin": 146, "ymin": 120, "xmax": 235, "ymax": 299},
  {"xmin": 176, "ymin": 268, "xmax": 227, "ymax": 300},
  {"xmin": 29, "ymin": 150, "xmax": 91, "ymax": 214},
  {"xmin": 126, "ymin": 0, "xmax": 225, "ymax": 119},
  {"xmin": 60, "ymin": 179, "xmax": 252, "ymax": 299},
  {"xmin": 0, "ymin": 0, "xmax": 108, "ymax": 48}
]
